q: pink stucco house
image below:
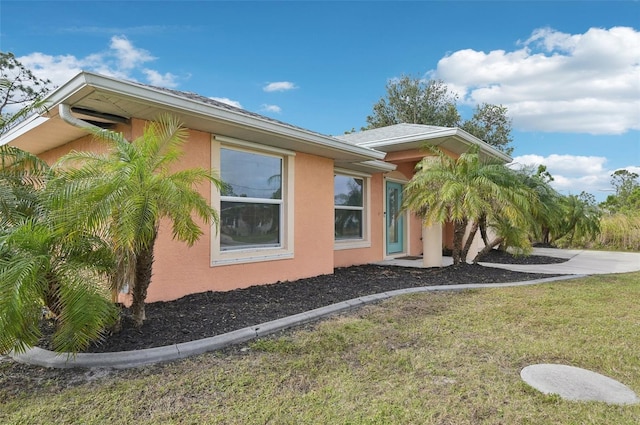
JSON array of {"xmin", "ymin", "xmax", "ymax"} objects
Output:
[{"xmin": 1, "ymin": 72, "xmax": 510, "ymax": 302}]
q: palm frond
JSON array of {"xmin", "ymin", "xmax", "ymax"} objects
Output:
[
  {"xmin": 0, "ymin": 221, "xmax": 52, "ymax": 354},
  {"xmin": 51, "ymin": 269, "xmax": 118, "ymax": 353},
  {"xmin": 405, "ymin": 146, "xmax": 539, "ymax": 260}
]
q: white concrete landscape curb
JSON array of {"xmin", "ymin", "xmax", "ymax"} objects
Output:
[{"xmin": 10, "ymin": 274, "xmax": 584, "ymax": 370}]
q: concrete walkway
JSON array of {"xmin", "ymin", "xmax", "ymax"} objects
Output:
[{"xmin": 10, "ymin": 248, "xmax": 640, "ymax": 370}]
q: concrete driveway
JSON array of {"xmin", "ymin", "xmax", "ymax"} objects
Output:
[{"xmin": 479, "ymin": 248, "xmax": 640, "ymax": 275}]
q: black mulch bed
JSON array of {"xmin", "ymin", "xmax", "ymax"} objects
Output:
[
  {"xmin": 39, "ymin": 250, "xmax": 567, "ymax": 354},
  {"xmin": 477, "ymin": 249, "xmax": 568, "ymax": 265}
]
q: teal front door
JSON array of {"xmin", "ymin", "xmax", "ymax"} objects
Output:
[{"xmin": 386, "ymin": 181, "xmax": 404, "ymax": 255}]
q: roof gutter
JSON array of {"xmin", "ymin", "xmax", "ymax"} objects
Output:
[
  {"xmin": 58, "ymin": 103, "xmax": 101, "ymax": 131},
  {"xmin": 454, "ymin": 128, "xmax": 512, "ymax": 163},
  {"xmin": 58, "ymin": 103, "xmax": 128, "ymax": 142}
]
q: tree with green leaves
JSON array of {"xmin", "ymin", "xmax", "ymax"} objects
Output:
[
  {"xmin": 366, "ymin": 76, "xmax": 461, "ymax": 128},
  {"xmin": 611, "ymin": 169, "xmax": 639, "ymax": 199},
  {"xmin": 49, "ymin": 114, "xmax": 222, "ymax": 327},
  {"xmin": 403, "ymin": 147, "xmax": 536, "ymax": 265},
  {"xmin": 600, "ymin": 169, "xmax": 640, "ymax": 215},
  {"xmin": 0, "ymin": 51, "xmax": 51, "ymax": 134},
  {"xmin": 461, "ymin": 103, "xmax": 513, "ymax": 155},
  {"xmin": 366, "ymin": 75, "xmax": 514, "ymax": 155}
]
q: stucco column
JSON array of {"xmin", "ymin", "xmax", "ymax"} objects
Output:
[{"xmin": 422, "ymin": 222, "xmax": 443, "ymax": 267}]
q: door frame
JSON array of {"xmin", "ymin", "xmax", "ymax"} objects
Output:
[{"xmin": 384, "ymin": 178, "xmax": 408, "ymax": 257}]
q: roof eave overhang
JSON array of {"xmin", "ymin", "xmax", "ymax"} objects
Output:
[
  {"xmin": 1, "ymin": 72, "xmax": 386, "ymax": 163},
  {"xmin": 357, "ymin": 127, "xmax": 512, "ymax": 163},
  {"xmin": 335, "ymin": 159, "xmax": 397, "ymax": 174},
  {"xmin": 0, "ymin": 114, "xmax": 50, "ymax": 146}
]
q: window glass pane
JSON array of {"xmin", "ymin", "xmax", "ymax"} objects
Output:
[
  {"xmin": 221, "ymin": 149, "xmax": 282, "ymax": 199},
  {"xmin": 387, "ymin": 186, "xmax": 399, "ymax": 244},
  {"xmin": 221, "ymin": 202, "xmax": 280, "ymax": 250},
  {"xmin": 335, "ymin": 210, "xmax": 363, "ymax": 240},
  {"xmin": 334, "ymin": 175, "xmax": 363, "ymax": 206}
]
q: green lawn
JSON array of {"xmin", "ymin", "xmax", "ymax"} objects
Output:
[{"xmin": 2, "ymin": 273, "xmax": 639, "ymax": 424}]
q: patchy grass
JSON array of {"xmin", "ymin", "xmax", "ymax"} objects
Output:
[{"xmin": 2, "ymin": 273, "xmax": 639, "ymax": 424}]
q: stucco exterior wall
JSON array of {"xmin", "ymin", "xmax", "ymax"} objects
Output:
[
  {"xmin": 31, "ymin": 115, "xmax": 472, "ymax": 302},
  {"xmin": 334, "ymin": 157, "xmax": 428, "ymax": 265},
  {"xmin": 35, "ymin": 118, "xmax": 337, "ymax": 302},
  {"xmin": 149, "ymin": 146, "xmax": 335, "ymax": 302},
  {"xmin": 38, "ymin": 123, "xmax": 130, "ymax": 164},
  {"xmin": 145, "ymin": 126, "xmax": 213, "ymax": 302}
]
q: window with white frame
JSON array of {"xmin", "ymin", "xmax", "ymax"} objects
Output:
[
  {"xmin": 334, "ymin": 174, "xmax": 364, "ymax": 240},
  {"xmin": 219, "ymin": 147, "xmax": 283, "ymax": 251},
  {"xmin": 212, "ymin": 137, "xmax": 294, "ymax": 266}
]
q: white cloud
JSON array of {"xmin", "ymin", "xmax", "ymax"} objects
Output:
[
  {"xmin": 109, "ymin": 35, "xmax": 155, "ymax": 70},
  {"xmin": 210, "ymin": 97, "xmax": 243, "ymax": 109},
  {"xmin": 512, "ymin": 153, "xmax": 608, "ymax": 177},
  {"xmin": 434, "ymin": 26, "xmax": 640, "ymax": 135},
  {"xmin": 510, "ymin": 153, "xmax": 639, "ymax": 196},
  {"xmin": 261, "ymin": 104, "xmax": 282, "ymax": 113},
  {"xmin": 18, "ymin": 52, "xmax": 85, "ymax": 88},
  {"xmin": 17, "ymin": 35, "xmax": 178, "ymax": 89},
  {"xmin": 263, "ymin": 81, "xmax": 297, "ymax": 92},
  {"xmin": 142, "ymin": 69, "xmax": 178, "ymax": 88}
]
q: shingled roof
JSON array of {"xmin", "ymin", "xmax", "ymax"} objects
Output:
[
  {"xmin": 337, "ymin": 123, "xmax": 512, "ymax": 162},
  {"xmin": 337, "ymin": 123, "xmax": 451, "ymax": 145},
  {"xmin": 142, "ymin": 82, "xmax": 335, "ymax": 140}
]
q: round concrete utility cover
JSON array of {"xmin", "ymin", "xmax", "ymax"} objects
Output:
[{"xmin": 521, "ymin": 364, "xmax": 639, "ymax": 405}]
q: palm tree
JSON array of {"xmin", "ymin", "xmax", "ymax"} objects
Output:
[
  {"xmin": 0, "ymin": 146, "xmax": 118, "ymax": 354},
  {"xmin": 403, "ymin": 147, "xmax": 536, "ymax": 265},
  {"xmin": 0, "ymin": 145, "xmax": 49, "ymax": 226},
  {"xmin": 556, "ymin": 192, "xmax": 601, "ymax": 246},
  {"xmin": 0, "ymin": 219, "xmax": 118, "ymax": 354},
  {"xmin": 510, "ymin": 165, "xmax": 565, "ymax": 246},
  {"xmin": 473, "ymin": 214, "xmax": 532, "ymax": 262},
  {"xmin": 49, "ymin": 114, "xmax": 222, "ymax": 327}
]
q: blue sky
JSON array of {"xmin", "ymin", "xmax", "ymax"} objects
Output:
[{"xmin": 1, "ymin": 1, "xmax": 638, "ymax": 200}]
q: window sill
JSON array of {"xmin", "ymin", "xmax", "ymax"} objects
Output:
[
  {"xmin": 334, "ymin": 240, "xmax": 372, "ymax": 251},
  {"xmin": 211, "ymin": 249, "xmax": 294, "ymax": 266}
]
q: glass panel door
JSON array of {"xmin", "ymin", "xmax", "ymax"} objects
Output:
[{"xmin": 386, "ymin": 181, "xmax": 404, "ymax": 254}]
